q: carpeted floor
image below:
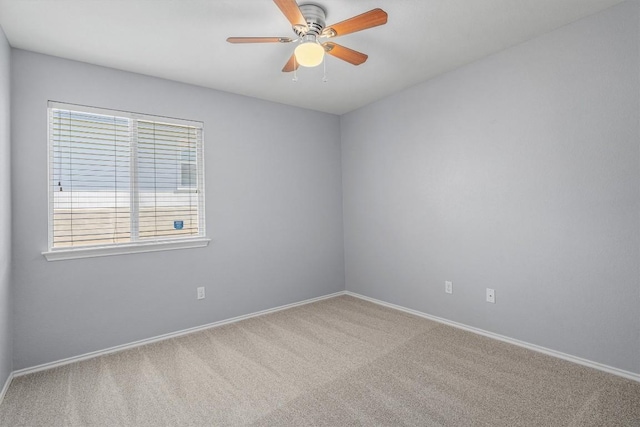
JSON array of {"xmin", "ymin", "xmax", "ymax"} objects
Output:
[{"xmin": 1, "ymin": 295, "xmax": 639, "ymax": 426}]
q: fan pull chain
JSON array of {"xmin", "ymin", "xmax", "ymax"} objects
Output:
[
  {"xmin": 292, "ymin": 56, "xmax": 298, "ymax": 82},
  {"xmin": 322, "ymin": 57, "xmax": 328, "ymax": 83}
]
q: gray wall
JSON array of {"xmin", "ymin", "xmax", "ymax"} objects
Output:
[
  {"xmin": 11, "ymin": 50, "xmax": 345, "ymax": 370},
  {"xmin": 341, "ymin": 1, "xmax": 640, "ymax": 374},
  {"xmin": 0, "ymin": 26, "xmax": 12, "ymax": 387},
  {"xmin": 7, "ymin": 1, "xmax": 639, "ymax": 376}
]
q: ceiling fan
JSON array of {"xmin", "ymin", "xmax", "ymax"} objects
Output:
[{"xmin": 227, "ymin": 0, "xmax": 388, "ymax": 72}]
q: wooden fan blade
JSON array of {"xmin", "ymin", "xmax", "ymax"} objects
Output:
[
  {"xmin": 273, "ymin": 0, "xmax": 308, "ymax": 29},
  {"xmin": 282, "ymin": 54, "xmax": 299, "ymax": 72},
  {"xmin": 323, "ymin": 42, "xmax": 368, "ymax": 66},
  {"xmin": 227, "ymin": 37, "xmax": 292, "ymax": 44},
  {"xmin": 323, "ymin": 8, "xmax": 388, "ymax": 38}
]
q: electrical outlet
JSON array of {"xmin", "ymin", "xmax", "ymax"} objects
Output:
[
  {"xmin": 445, "ymin": 281, "xmax": 453, "ymax": 294},
  {"xmin": 486, "ymin": 288, "xmax": 495, "ymax": 303},
  {"xmin": 197, "ymin": 286, "xmax": 205, "ymax": 300}
]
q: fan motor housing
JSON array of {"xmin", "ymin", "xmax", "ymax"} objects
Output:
[{"xmin": 294, "ymin": 4, "xmax": 326, "ymax": 37}]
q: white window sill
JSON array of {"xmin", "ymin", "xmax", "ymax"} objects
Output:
[{"xmin": 42, "ymin": 238, "xmax": 211, "ymax": 261}]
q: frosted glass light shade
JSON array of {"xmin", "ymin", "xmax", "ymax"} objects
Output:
[{"xmin": 294, "ymin": 41, "xmax": 325, "ymax": 67}]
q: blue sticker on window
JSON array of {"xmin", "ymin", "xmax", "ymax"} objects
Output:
[{"xmin": 174, "ymin": 220, "xmax": 184, "ymax": 230}]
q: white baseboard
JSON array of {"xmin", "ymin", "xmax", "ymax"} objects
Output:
[
  {"xmin": 9, "ymin": 290, "xmax": 639, "ymax": 385},
  {"xmin": 0, "ymin": 372, "xmax": 13, "ymax": 406},
  {"xmin": 12, "ymin": 291, "xmax": 347, "ymax": 378},
  {"xmin": 345, "ymin": 291, "xmax": 640, "ymax": 383}
]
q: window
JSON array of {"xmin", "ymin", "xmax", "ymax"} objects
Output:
[{"xmin": 44, "ymin": 102, "xmax": 208, "ymax": 260}]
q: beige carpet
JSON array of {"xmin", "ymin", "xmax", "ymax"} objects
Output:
[{"xmin": 1, "ymin": 295, "xmax": 639, "ymax": 426}]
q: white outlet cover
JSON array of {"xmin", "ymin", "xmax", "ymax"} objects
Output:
[
  {"xmin": 197, "ymin": 287, "xmax": 205, "ymax": 300},
  {"xmin": 445, "ymin": 281, "xmax": 453, "ymax": 294}
]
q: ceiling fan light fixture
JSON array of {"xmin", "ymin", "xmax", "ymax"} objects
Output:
[
  {"xmin": 227, "ymin": 2, "xmax": 388, "ymax": 74},
  {"xmin": 294, "ymin": 35, "xmax": 325, "ymax": 67}
]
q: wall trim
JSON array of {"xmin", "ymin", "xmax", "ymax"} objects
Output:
[
  {"xmin": 8, "ymin": 290, "xmax": 639, "ymax": 386},
  {"xmin": 345, "ymin": 291, "xmax": 640, "ymax": 383},
  {"xmin": 0, "ymin": 372, "xmax": 13, "ymax": 406},
  {"xmin": 42, "ymin": 237, "xmax": 211, "ymax": 261},
  {"xmin": 12, "ymin": 291, "xmax": 347, "ymax": 378}
]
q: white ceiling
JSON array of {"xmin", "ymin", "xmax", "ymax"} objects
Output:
[{"xmin": 0, "ymin": 0, "xmax": 625, "ymax": 114}]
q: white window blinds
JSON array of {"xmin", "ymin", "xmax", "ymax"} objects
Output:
[{"xmin": 48, "ymin": 102, "xmax": 205, "ymax": 251}]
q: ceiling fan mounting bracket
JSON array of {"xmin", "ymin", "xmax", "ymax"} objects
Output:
[
  {"xmin": 323, "ymin": 28, "xmax": 337, "ymax": 38},
  {"xmin": 294, "ymin": 4, "xmax": 327, "ymax": 37}
]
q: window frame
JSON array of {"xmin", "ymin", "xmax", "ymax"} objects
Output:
[{"xmin": 43, "ymin": 101, "xmax": 209, "ymax": 261}]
